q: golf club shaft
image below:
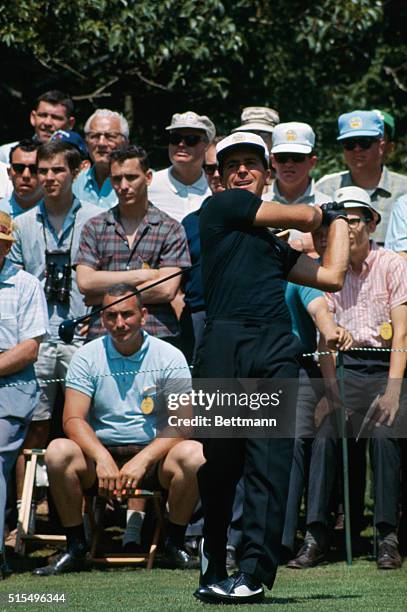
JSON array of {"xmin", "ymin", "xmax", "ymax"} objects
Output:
[{"xmin": 67, "ymin": 263, "xmax": 199, "ymax": 328}]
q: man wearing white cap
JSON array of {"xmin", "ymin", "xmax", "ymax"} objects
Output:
[
  {"xmin": 194, "ymin": 132, "xmax": 350, "ymax": 604},
  {"xmin": 265, "ymin": 121, "xmax": 329, "ymax": 252},
  {"xmin": 232, "ymin": 106, "xmax": 279, "ymax": 151},
  {"xmin": 311, "ymin": 185, "xmax": 407, "ymax": 570},
  {"xmin": 316, "ymin": 110, "xmax": 407, "ymax": 244},
  {"xmin": 148, "ymin": 111, "xmax": 215, "ymax": 223}
]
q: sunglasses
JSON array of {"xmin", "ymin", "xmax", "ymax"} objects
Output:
[
  {"xmin": 11, "ymin": 163, "xmax": 37, "ymax": 175},
  {"xmin": 168, "ymin": 133, "xmax": 203, "ymax": 146},
  {"xmin": 273, "ymin": 153, "xmax": 307, "ymax": 164},
  {"xmin": 203, "ymin": 163, "xmax": 219, "ymax": 175},
  {"xmin": 342, "ymin": 138, "xmax": 379, "ymax": 151}
]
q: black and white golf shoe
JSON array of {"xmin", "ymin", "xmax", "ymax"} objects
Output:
[{"xmin": 194, "ymin": 569, "xmax": 265, "ymax": 605}]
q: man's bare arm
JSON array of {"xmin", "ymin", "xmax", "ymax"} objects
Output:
[
  {"xmin": 0, "ymin": 338, "xmax": 41, "ymax": 377},
  {"xmin": 254, "ymin": 200, "xmax": 323, "ymax": 232},
  {"xmin": 76, "ymin": 264, "xmax": 158, "ymax": 296},
  {"xmin": 287, "ymin": 219, "xmax": 350, "ymax": 291}
]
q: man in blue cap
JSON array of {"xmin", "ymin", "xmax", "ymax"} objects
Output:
[{"xmin": 316, "ymin": 110, "xmax": 407, "ymax": 245}]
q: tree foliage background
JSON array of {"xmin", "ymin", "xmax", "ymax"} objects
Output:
[{"xmin": 0, "ymin": 0, "xmax": 406, "ymax": 175}]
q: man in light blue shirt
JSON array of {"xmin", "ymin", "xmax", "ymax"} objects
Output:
[
  {"xmin": 0, "ymin": 211, "xmax": 49, "ymax": 578},
  {"xmin": 73, "ymin": 109, "xmax": 128, "ymax": 209},
  {"xmin": 9, "ymin": 140, "xmax": 100, "ymax": 506},
  {"xmin": 384, "ymin": 194, "xmax": 407, "ymax": 257},
  {"xmin": 33, "ymin": 285, "xmax": 204, "ymax": 576},
  {"xmin": 0, "ymin": 141, "xmax": 43, "ymax": 218}
]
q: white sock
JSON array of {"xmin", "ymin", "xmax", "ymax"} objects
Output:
[{"xmin": 123, "ymin": 510, "xmax": 145, "ymax": 546}]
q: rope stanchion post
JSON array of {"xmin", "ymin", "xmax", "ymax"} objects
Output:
[{"xmin": 336, "ymin": 350, "xmax": 352, "ymax": 566}]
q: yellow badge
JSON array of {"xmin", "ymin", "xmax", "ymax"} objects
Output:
[
  {"xmin": 141, "ymin": 397, "xmax": 154, "ymax": 414},
  {"xmin": 286, "ymin": 130, "xmax": 297, "ymax": 141},
  {"xmin": 350, "ymin": 116, "xmax": 362, "ymax": 129},
  {"xmin": 379, "ymin": 322, "xmax": 393, "ymax": 340},
  {"xmin": 142, "ymin": 262, "xmax": 150, "ymax": 269}
]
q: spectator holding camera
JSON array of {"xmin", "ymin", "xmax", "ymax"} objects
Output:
[{"xmin": 8, "ymin": 140, "xmax": 100, "ymax": 511}]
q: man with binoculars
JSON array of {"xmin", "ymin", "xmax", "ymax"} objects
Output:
[{"xmin": 8, "ymin": 141, "xmax": 100, "ymax": 509}]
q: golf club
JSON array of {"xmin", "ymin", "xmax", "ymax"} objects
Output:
[{"xmin": 58, "ymin": 264, "xmax": 199, "ymax": 343}]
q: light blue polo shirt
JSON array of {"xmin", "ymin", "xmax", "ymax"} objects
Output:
[
  {"xmin": 0, "ymin": 193, "xmax": 43, "ymax": 218},
  {"xmin": 73, "ymin": 166, "xmax": 118, "ymax": 209},
  {"xmin": 66, "ymin": 331, "xmax": 191, "ymax": 446},
  {"xmin": 385, "ymin": 194, "xmax": 407, "ymax": 253},
  {"xmin": 285, "ymin": 282, "xmax": 323, "ymax": 353}
]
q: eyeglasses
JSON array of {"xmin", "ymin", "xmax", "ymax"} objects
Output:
[
  {"xmin": 342, "ymin": 138, "xmax": 379, "ymax": 151},
  {"xmin": 168, "ymin": 133, "xmax": 203, "ymax": 146},
  {"xmin": 347, "ymin": 216, "xmax": 371, "ymax": 228},
  {"xmin": 86, "ymin": 132, "xmax": 124, "ymax": 143},
  {"xmin": 203, "ymin": 163, "xmax": 219, "ymax": 174},
  {"xmin": 273, "ymin": 153, "xmax": 308, "ymax": 164},
  {"xmin": 11, "ymin": 163, "xmax": 37, "ymax": 175}
]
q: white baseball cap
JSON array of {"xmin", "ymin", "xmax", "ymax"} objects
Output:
[
  {"xmin": 166, "ymin": 111, "xmax": 216, "ymax": 141},
  {"xmin": 271, "ymin": 122, "xmax": 315, "ymax": 154},
  {"xmin": 334, "ymin": 186, "xmax": 381, "ymax": 224},
  {"xmin": 216, "ymin": 132, "xmax": 269, "ymax": 166}
]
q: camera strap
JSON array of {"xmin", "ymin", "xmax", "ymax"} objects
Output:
[{"xmin": 41, "ymin": 209, "xmax": 77, "ymax": 267}]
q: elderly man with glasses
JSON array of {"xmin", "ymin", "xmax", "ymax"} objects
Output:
[
  {"xmin": 148, "ymin": 111, "xmax": 215, "ymax": 223},
  {"xmin": 316, "ymin": 110, "xmax": 407, "ymax": 245},
  {"xmin": 73, "ymin": 109, "xmax": 129, "ymax": 209}
]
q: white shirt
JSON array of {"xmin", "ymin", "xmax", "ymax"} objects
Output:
[
  {"xmin": 0, "ymin": 162, "xmax": 12, "ymax": 199},
  {"xmin": 0, "ymin": 141, "xmax": 18, "ymax": 165},
  {"xmin": 148, "ymin": 166, "xmax": 211, "ymax": 222}
]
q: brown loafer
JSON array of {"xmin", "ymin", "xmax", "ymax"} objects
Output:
[
  {"xmin": 287, "ymin": 542, "xmax": 326, "ymax": 569},
  {"xmin": 377, "ymin": 542, "xmax": 402, "ymax": 570}
]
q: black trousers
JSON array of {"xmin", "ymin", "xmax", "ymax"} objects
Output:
[
  {"xmin": 195, "ymin": 318, "xmax": 301, "ymax": 588},
  {"xmin": 343, "ymin": 352, "xmax": 402, "ymax": 530}
]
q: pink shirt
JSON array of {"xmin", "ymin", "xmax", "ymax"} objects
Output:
[{"xmin": 325, "ymin": 242, "xmax": 407, "ymax": 348}]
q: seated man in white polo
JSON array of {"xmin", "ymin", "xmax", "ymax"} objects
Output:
[{"xmin": 33, "ymin": 284, "xmax": 204, "ymax": 576}]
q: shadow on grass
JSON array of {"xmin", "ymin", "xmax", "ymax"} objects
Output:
[{"xmin": 265, "ymin": 594, "xmax": 360, "ymax": 605}]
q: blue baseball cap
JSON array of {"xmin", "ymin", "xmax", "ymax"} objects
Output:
[
  {"xmin": 337, "ymin": 110, "xmax": 384, "ymax": 141},
  {"xmin": 50, "ymin": 130, "xmax": 89, "ymax": 159}
]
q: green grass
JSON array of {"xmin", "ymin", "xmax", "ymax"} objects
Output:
[{"xmin": 1, "ymin": 560, "xmax": 406, "ymax": 612}]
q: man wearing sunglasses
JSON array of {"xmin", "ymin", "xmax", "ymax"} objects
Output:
[
  {"xmin": 148, "ymin": 111, "xmax": 215, "ymax": 223},
  {"xmin": 265, "ymin": 122, "xmax": 329, "ymax": 253},
  {"xmin": 316, "ymin": 110, "xmax": 407, "ymax": 245},
  {"xmin": 0, "ymin": 141, "xmax": 43, "ymax": 218}
]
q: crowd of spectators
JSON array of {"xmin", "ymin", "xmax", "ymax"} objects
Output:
[{"xmin": 1, "ymin": 91, "xmax": 406, "ymax": 580}]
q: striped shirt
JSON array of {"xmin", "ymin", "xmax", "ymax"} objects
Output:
[
  {"xmin": 316, "ymin": 166, "xmax": 407, "ymax": 244},
  {"xmin": 75, "ymin": 202, "xmax": 191, "ymax": 338},
  {"xmin": 325, "ymin": 242, "xmax": 407, "ymax": 348}
]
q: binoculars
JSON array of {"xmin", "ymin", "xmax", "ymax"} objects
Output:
[{"xmin": 44, "ymin": 262, "xmax": 72, "ymax": 304}]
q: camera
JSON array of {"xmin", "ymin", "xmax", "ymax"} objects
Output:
[{"xmin": 44, "ymin": 251, "xmax": 72, "ymax": 304}]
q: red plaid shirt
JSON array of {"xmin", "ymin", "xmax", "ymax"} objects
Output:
[{"xmin": 75, "ymin": 203, "xmax": 190, "ymax": 338}]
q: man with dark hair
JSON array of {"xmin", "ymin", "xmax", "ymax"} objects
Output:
[
  {"xmin": 8, "ymin": 141, "xmax": 100, "ymax": 523},
  {"xmin": 193, "ymin": 132, "xmax": 350, "ymax": 604},
  {"xmin": 76, "ymin": 144, "xmax": 190, "ymax": 346},
  {"xmin": 33, "ymin": 285, "xmax": 204, "ymax": 575},
  {"xmin": 0, "ymin": 91, "xmax": 75, "ymax": 165},
  {"xmin": 0, "ymin": 141, "xmax": 43, "ymax": 217}
]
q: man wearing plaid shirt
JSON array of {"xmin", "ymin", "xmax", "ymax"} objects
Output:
[{"xmin": 76, "ymin": 144, "xmax": 191, "ymax": 344}]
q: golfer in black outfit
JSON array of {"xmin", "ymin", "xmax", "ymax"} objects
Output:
[{"xmin": 194, "ymin": 132, "xmax": 350, "ymax": 604}]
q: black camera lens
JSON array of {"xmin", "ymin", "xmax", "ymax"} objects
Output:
[
  {"xmin": 44, "ymin": 262, "xmax": 57, "ymax": 300},
  {"xmin": 57, "ymin": 263, "xmax": 71, "ymax": 304}
]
